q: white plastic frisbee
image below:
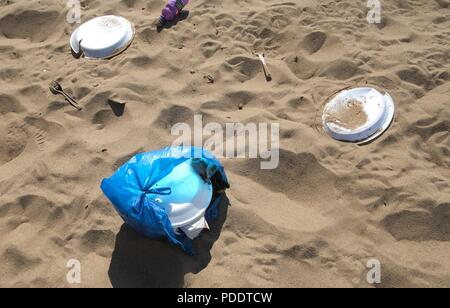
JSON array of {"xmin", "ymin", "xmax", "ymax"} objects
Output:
[
  {"xmin": 146, "ymin": 160, "xmax": 213, "ymax": 229},
  {"xmin": 322, "ymin": 87, "xmax": 395, "ymax": 144},
  {"xmin": 70, "ymin": 15, "xmax": 135, "ymax": 59}
]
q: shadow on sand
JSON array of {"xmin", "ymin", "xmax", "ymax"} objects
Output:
[{"xmin": 108, "ymin": 195, "xmax": 230, "ymax": 288}]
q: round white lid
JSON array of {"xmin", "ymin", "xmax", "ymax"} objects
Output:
[
  {"xmin": 146, "ymin": 160, "xmax": 213, "ymax": 229},
  {"xmin": 70, "ymin": 16, "xmax": 135, "ymax": 59},
  {"xmin": 323, "ymin": 87, "xmax": 395, "ymax": 143}
]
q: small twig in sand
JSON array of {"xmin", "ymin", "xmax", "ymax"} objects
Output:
[{"xmin": 257, "ymin": 53, "xmax": 272, "ymax": 82}]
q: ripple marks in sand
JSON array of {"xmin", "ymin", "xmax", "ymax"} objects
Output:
[
  {"xmin": 0, "ymin": 10, "xmax": 61, "ymax": 42},
  {"xmin": 0, "ymin": 195, "xmax": 66, "ymax": 230},
  {"xmin": 231, "ymin": 150, "xmax": 338, "ymax": 205},
  {"xmin": 0, "ymin": 247, "xmax": 41, "ymax": 275},
  {"xmin": 224, "ymin": 56, "xmax": 262, "ymax": 82},
  {"xmin": 382, "ymin": 202, "xmax": 450, "ymax": 242},
  {"xmin": 0, "ymin": 94, "xmax": 25, "ymax": 114},
  {"xmin": 0, "ymin": 121, "xmax": 28, "ymax": 166}
]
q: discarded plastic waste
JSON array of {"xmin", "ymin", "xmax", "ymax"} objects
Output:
[
  {"xmin": 146, "ymin": 159, "xmax": 213, "ymax": 239},
  {"xmin": 101, "ymin": 147, "xmax": 229, "ymax": 253},
  {"xmin": 70, "ymin": 16, "xmax": 135, "ymax": 59},
  {"xmin": 322, "ymin": 87, "xmax": 395, "ymax": 144},
  {"xmin": 49, "ymin": 81, "xmax": 82, "ymax": 110},
  {"xmin": 158, "ymin": 0, "xmax": 189, "ymax": 27},
  {"xmin": 257, "ymin": 53, "xmax": 272, "ymax": 82}
]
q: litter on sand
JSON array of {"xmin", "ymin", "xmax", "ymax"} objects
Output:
[
  {"xmin": 146, "ymin": 159, "xmax": 213, "ymax": 239},
  {"xmin": 49, "ymin": 80, "xmax": 82, "ymax": 110},
  {"xmin": 70, "ymin": 15, "xmax": 135, "ymax": 59},
  {"xmin": 322, "ymin": 87, "xmax": 395, "ymax": 144},
  {"xmin": 100, "ymin": 147, "xmax": 229, "ymax": 254},
  {"xmin": 257, "ymin": 53, "xmax": 272, "ymax": 82},
  {"xmin": 157, "ymin": 0, "xmax": 190, "ymax": 28}
]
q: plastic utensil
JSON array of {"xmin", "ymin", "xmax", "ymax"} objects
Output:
[{"xmin": 49, "ymin": 81, "xmax": 82, "ymax": 110}]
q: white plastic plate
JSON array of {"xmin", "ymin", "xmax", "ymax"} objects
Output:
[
  {"xmin": 323, "ymin": 87, "xmax": 395, "ymax": 144},
  {"xmin": 70, "ymin": 15, "xmax": 135, "ymax": 59},
  {"xmin": 146, "ymin": 160, "xmax": 213, "ymax": 229}
]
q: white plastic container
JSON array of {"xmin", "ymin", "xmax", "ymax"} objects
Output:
[
  {"xmin": 146, "ymin": 160, "xmax": 213, "ymax": 239},
  {"xmin": 70, "ymin": 15, "xmax": 135, "ymax": 59},
  {"xmin": 322, "ymin": 87, "xmax": 395, "ymax": 144}
]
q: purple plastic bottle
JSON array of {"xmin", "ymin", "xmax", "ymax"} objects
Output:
[{"xmin": 158, "ymin": 0, "xmax": 189, "ymax": 26}]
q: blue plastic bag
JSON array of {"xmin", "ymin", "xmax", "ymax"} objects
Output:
[{"xmin": 101, "ymin": 147, "xmax": 229, "ymax": 254}]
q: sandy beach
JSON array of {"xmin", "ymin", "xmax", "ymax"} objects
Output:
[{"xmin": 0, "ymin": 0, "xmax": 449, "ymax": 288}]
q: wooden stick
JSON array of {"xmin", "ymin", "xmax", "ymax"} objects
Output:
[{"xmin": 257, "ymin": 53, "xmax": 272, "ymax": 82}]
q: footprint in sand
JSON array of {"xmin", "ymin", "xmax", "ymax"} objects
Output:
[
  {"xmin": 31, "ymin": 128, "xmax": 47, "ymax": 151},
  {"xmin": 0, "ymin": 121, "xmax": 28, "ymax": 166},
  {"xmin": 0, "ymin": 10, "xmax": 61, "ymax": 43},
  {"xmin": 0, "ymin": 118, "xmax": 66, "ymax": 182}
]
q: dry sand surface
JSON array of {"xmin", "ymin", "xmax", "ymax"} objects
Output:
[{"xmin": 0, "ymin": 0, "xmax": 449, "ymax": 288}]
